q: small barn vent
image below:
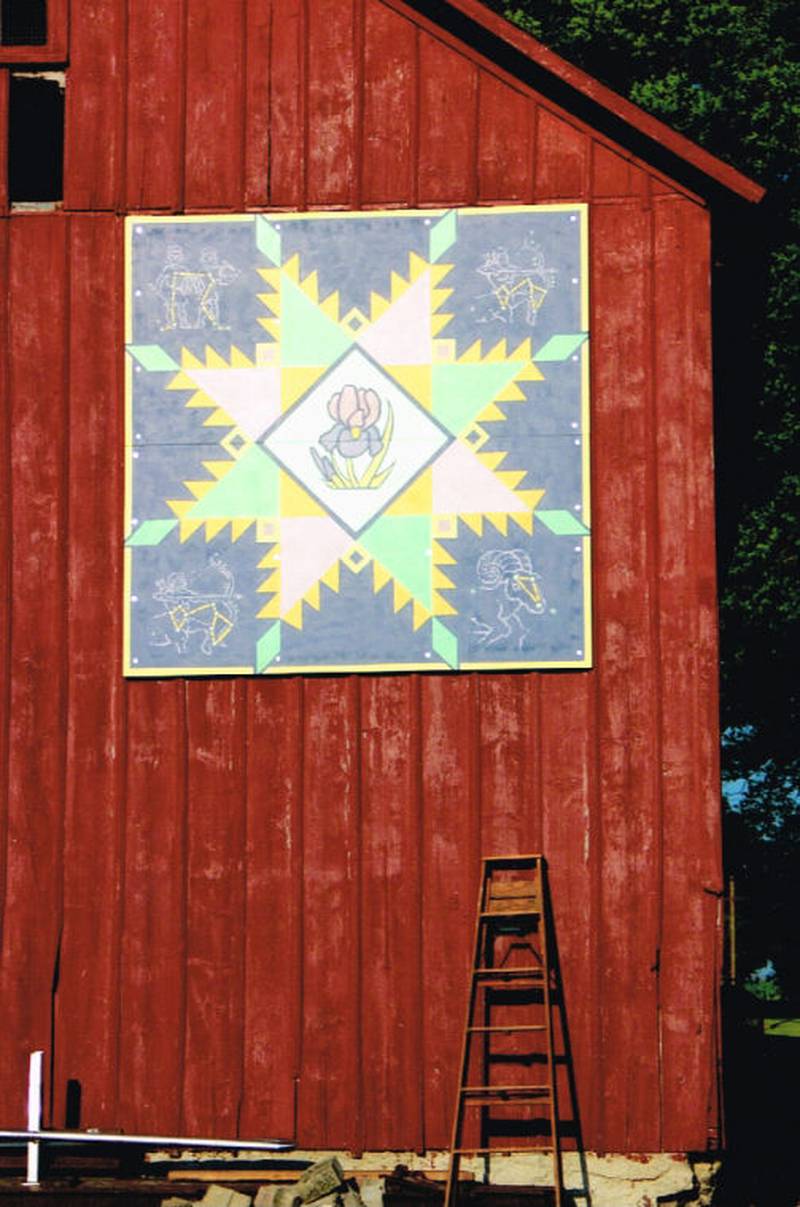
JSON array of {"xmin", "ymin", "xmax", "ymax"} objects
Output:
[
  {"xmin": 8, "ymin": 71, "xmax": 64, "ymax": 203},
  {"xmin": 0, "ymin": 0, "xmax": 47, "ymax": 46}
]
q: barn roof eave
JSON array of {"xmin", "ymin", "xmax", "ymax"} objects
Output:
[{"xmin": 398, "ymin": 0, "xmax": 765, "ymax": 205}]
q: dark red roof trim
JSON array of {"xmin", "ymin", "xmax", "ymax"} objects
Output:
[{"xmin": 397, "ymin": 0, "xmax": 765, "ymax": 204}]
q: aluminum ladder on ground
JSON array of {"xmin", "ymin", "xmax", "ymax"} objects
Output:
[{"xmin": 444, "ymin": 854, "xmax": 563, "ymax": 1207}]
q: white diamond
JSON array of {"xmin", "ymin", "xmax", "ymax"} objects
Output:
[{"xmin": 262, "ymin": 346, "xmax": 451, "ymax": 536}]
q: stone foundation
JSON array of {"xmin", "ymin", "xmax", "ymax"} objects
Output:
[{"xmin": 154, "ymin": 1149, "xmax": 721, "ymax": 1207}]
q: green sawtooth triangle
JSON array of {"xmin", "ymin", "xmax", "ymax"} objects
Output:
[
  {"xmin": 360, "ymin": 515, "xmax": 432, "ymax": 609},
  {"xmin": 431, "ymin": 619, "xmax": 459, "ymax": 669},
  {"xmin": 125, "ymin": 518, "xmax": 178, "ymax": 546},
  {"xmin": 432, "ymin": 362, "xmax": 523, "ymax": 435},
  {"xmin": 186, "ymin": 445, "xmax": 279, "ymax": 518},
  {"xmin": 256, "ymin": 216, "xmax": 282, "ymax": 267},
  {"xmin": 280, "ymin": 276, "xmax": 354, "ymax": 367},
  {"xmin": 256, "ymin": 622, "xmax": 281, "ymax": 672}
]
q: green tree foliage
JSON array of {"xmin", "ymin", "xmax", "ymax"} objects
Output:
[{"xmin": 495, "ymin": 0, "xmax": 799, "ymax": 984}]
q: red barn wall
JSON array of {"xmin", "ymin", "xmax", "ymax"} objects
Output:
[{"xmin": 0, "ymin": 0, "xmax": 722, "ymax": 1156}]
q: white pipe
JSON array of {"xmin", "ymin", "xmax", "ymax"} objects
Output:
[
  {"xmin": 23, "ymin": 1051, "xmax": 44, "ymax": 1185},
  {"xmin": 1, "ymin": 1127, "xmax": 293, "ymax": 1151}
]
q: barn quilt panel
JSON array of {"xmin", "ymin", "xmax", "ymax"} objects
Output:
[{"xmin": 123, "ymin": 207, "xmax": 590, "ymax": 675}]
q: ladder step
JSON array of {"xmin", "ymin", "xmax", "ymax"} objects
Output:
[
  {"xmin": 474, "ymin": 966, "xmax": 544, "ymax": 979},
  {"xmin": 467, "ymin": 1025, "xmax": 546, "ymax": 1033},
  {"xmin": 462, "ymin": 1085, "xmax": 551, "ymax": 1098},
  {"xmin": 482, "ymin": 855, "xmax": 543, "ymax": 867},
  {"xmin": 481, "ymin": 909, "xmax": 540, "ymax": 918}
]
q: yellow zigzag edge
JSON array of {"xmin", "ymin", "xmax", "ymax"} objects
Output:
[
  {"xmin": 367, "ymin": 254, "xmax": 454, "ymax": 338},
  {"xmin": 256, "ymin": 545, "xmax": 342, "ymax": 630},
  {"xmin": 368, "ymin": 534, "xmax": 460, "ymax": 630},
  {"xmin": 164, "ymin": 347, "xmax": 271, "ymax": 537},
  {"xmin": 257, "ymin": 258, "xmax": 341, "ymax": 338}
]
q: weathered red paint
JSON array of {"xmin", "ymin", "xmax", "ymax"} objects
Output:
[{"xmin": 0, "ymin": 0, "xmax": 757, "ymax": 1159}]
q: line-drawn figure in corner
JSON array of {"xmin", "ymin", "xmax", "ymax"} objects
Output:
[
  {"xmin": 152, "ymin": 243, "xmax": 239, "ymax": 331},
  {"xmin": 149, "ymin": 555, "xmax": 240, "ymax": 656},
  {"xmin": 476, "ymin": 235, "xmax": 557, "ymax": 327},
  {"xmin": 471, "ymin": 548, "xmax": 545, "ymax": 649}
]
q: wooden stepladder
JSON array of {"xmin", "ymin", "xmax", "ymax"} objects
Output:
[{"xmin": 444, "ymin": 855, "xmax": 563, "ymax": 1207}]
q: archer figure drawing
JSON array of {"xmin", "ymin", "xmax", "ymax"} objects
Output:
[
  {"xmin": 476, "ymin": 235, "xmax": 557, "ymax": 326},
  {"xmin": 149, "ymin": 555, "xmax": 239, "ymax": 656}
]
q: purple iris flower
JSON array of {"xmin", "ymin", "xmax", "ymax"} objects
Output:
[{"xmin": 320, "ymin": 384, "xmax": 382, "ymax": 459}]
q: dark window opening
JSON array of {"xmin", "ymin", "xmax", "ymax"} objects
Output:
[
  {"xmin": 1, "ymin": 0, "xmax": 47, "ymax": 46},
  {"xmin": 8, "ymin": 72, "xmax": 63, "ymax": 202}
]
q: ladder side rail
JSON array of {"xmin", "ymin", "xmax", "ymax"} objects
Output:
[
  {"xmin": 444, "ymin": 863, "xmax": 492, "ymax": 1207},
  {"xmin": 539, "ymin": 858, "xmax": 563, "ymax": 1207},
  {"xmin": 480, "ymin": 917, "xmax": 491, "ymax": 1171}
]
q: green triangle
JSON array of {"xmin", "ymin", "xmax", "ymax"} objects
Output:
[
  {"xmin": 256, "ymin": 215, "xmax": 282, "ymax": 266},
  {"xmin": 360, "ymin": 514, "xmax": 432, "ymax": 608},
  {"xmin": 186, "ymin": 446, "xmax": 279, "ymax": 518},
  {"xmin": 535, "ymin": 332, "xmax": 588, "ymax": 361},
  {"xmin": 429, "ymin": 209, "xmax": 457, "ymax": 261},
  {"xmin": 125, "ymin": 518, "xmax": 178, "ymax": 546},
  {"xmin": 432, "ymin": 362, "xmax": 523, "ymax": 435},
  {"xmin": 280, "ymin": 277, "xmax": 353, "ymax": 367},
  {"xmin": 256, "ymin": 622, "xmax": 281, "ymax": 672},
  {"xmin": 431, "ymin": 619, "xmax": 459, "ymax": 669},
  {"xmin": 537, "ymin": 508, "xmax": 591, "ymax": 536}
]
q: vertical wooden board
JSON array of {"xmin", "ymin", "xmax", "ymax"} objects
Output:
[
  {"xmin": 534, "ymin": 109, "xmax": 589, "ymax": 200},
  {"xmin": 538, "ymin": 675, "xmax": 597, "ymax": 1149},
  {"xmin": 267, "ymin": 0, "xmax": 306, "ymax": 208},
  {"xmin": 0, "ymin": 218, "xmax": 14, "ymax": 1124},
  {"xmin": 185, "ymin": 0, "xmax": 246, "ymax": 209},
  {"xmin": 361, "ymin": 0, "xmax": 416, "ymax": 206},
  {"xmin": 360, "ymin": 676, "xmax": 423, "ymax": 1150},
  {"xmin": 417, "ymin": 33, "xmax": 478, "ymax": 205},
  {"xmin": 118, "ymin": 682, "xmax": 188, "ymax": 1133},
  {"xmin": 477, "ymin": 676, "xmax": 539, "ymax": 855},
  {"xmin": 420, "ymin": 675, "xmax": 479, "ymax": 1148},
  {"xmin": 652, "ymin": 198, "xmax": 721, "ymax": 1151},
  {"xmin": 240, "ymin": 678, "xmax": 304, "ymax": 1139},
  {"xmin": 592, "ymin": 143, "xmax": 653, "ymax": 202},
  {"xmin": 298, "ymin": 677, "xmax": 361, "ymax": 1148},
  {"xmin": 590, "ymin": 143, "xmax": 631, "ymax": 199},
  {"xmin": 125, "ymin": 0, "xmax": 185, "ymax": 210},
  {"xmin": 0, "ymin": 216, "xmax": 68, "ymax": 1120},
  {"xmin": 477, "ymin": 75, "xmax": 534, "ymax": 203},
  {"xmin": 627, "ymin": 160, "xmax": 653, "ymax": 201},
  {"xmin": 181, "ymin": 680, "xmax": 247, "ymax": 1135},
  {"xmin": 476, "ymin": 675, "xmax": 543, "ymax": 1131},
  {"xmin": 589, "ymin": 201, "xmax": 662, "ymax": 1153},
  {"xmin": 53, "ymin": 215, "xmax": 124, "ymax": 1128},
  {"xmin": 0, "ymin": 72, "xmax": 8, "ymax": 213},
  {"xmin": 64, "ymin": 0, "xmax": 125, "ymax": 210},
  {"xmin": 306, "ymin": 0, "xmax": 358, "ymax": 207},
  {"xmin": 244, "ymin": 0, "xmax": 272, "ymax": 208},
  {"xmin": 0, "ymin": 222, "xmax": 9, "ymax": 968}
]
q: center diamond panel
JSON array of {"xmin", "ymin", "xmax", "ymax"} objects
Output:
[{"xmin": 262, "ymin": 346, "xmax": 452, "ymax": 536}]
